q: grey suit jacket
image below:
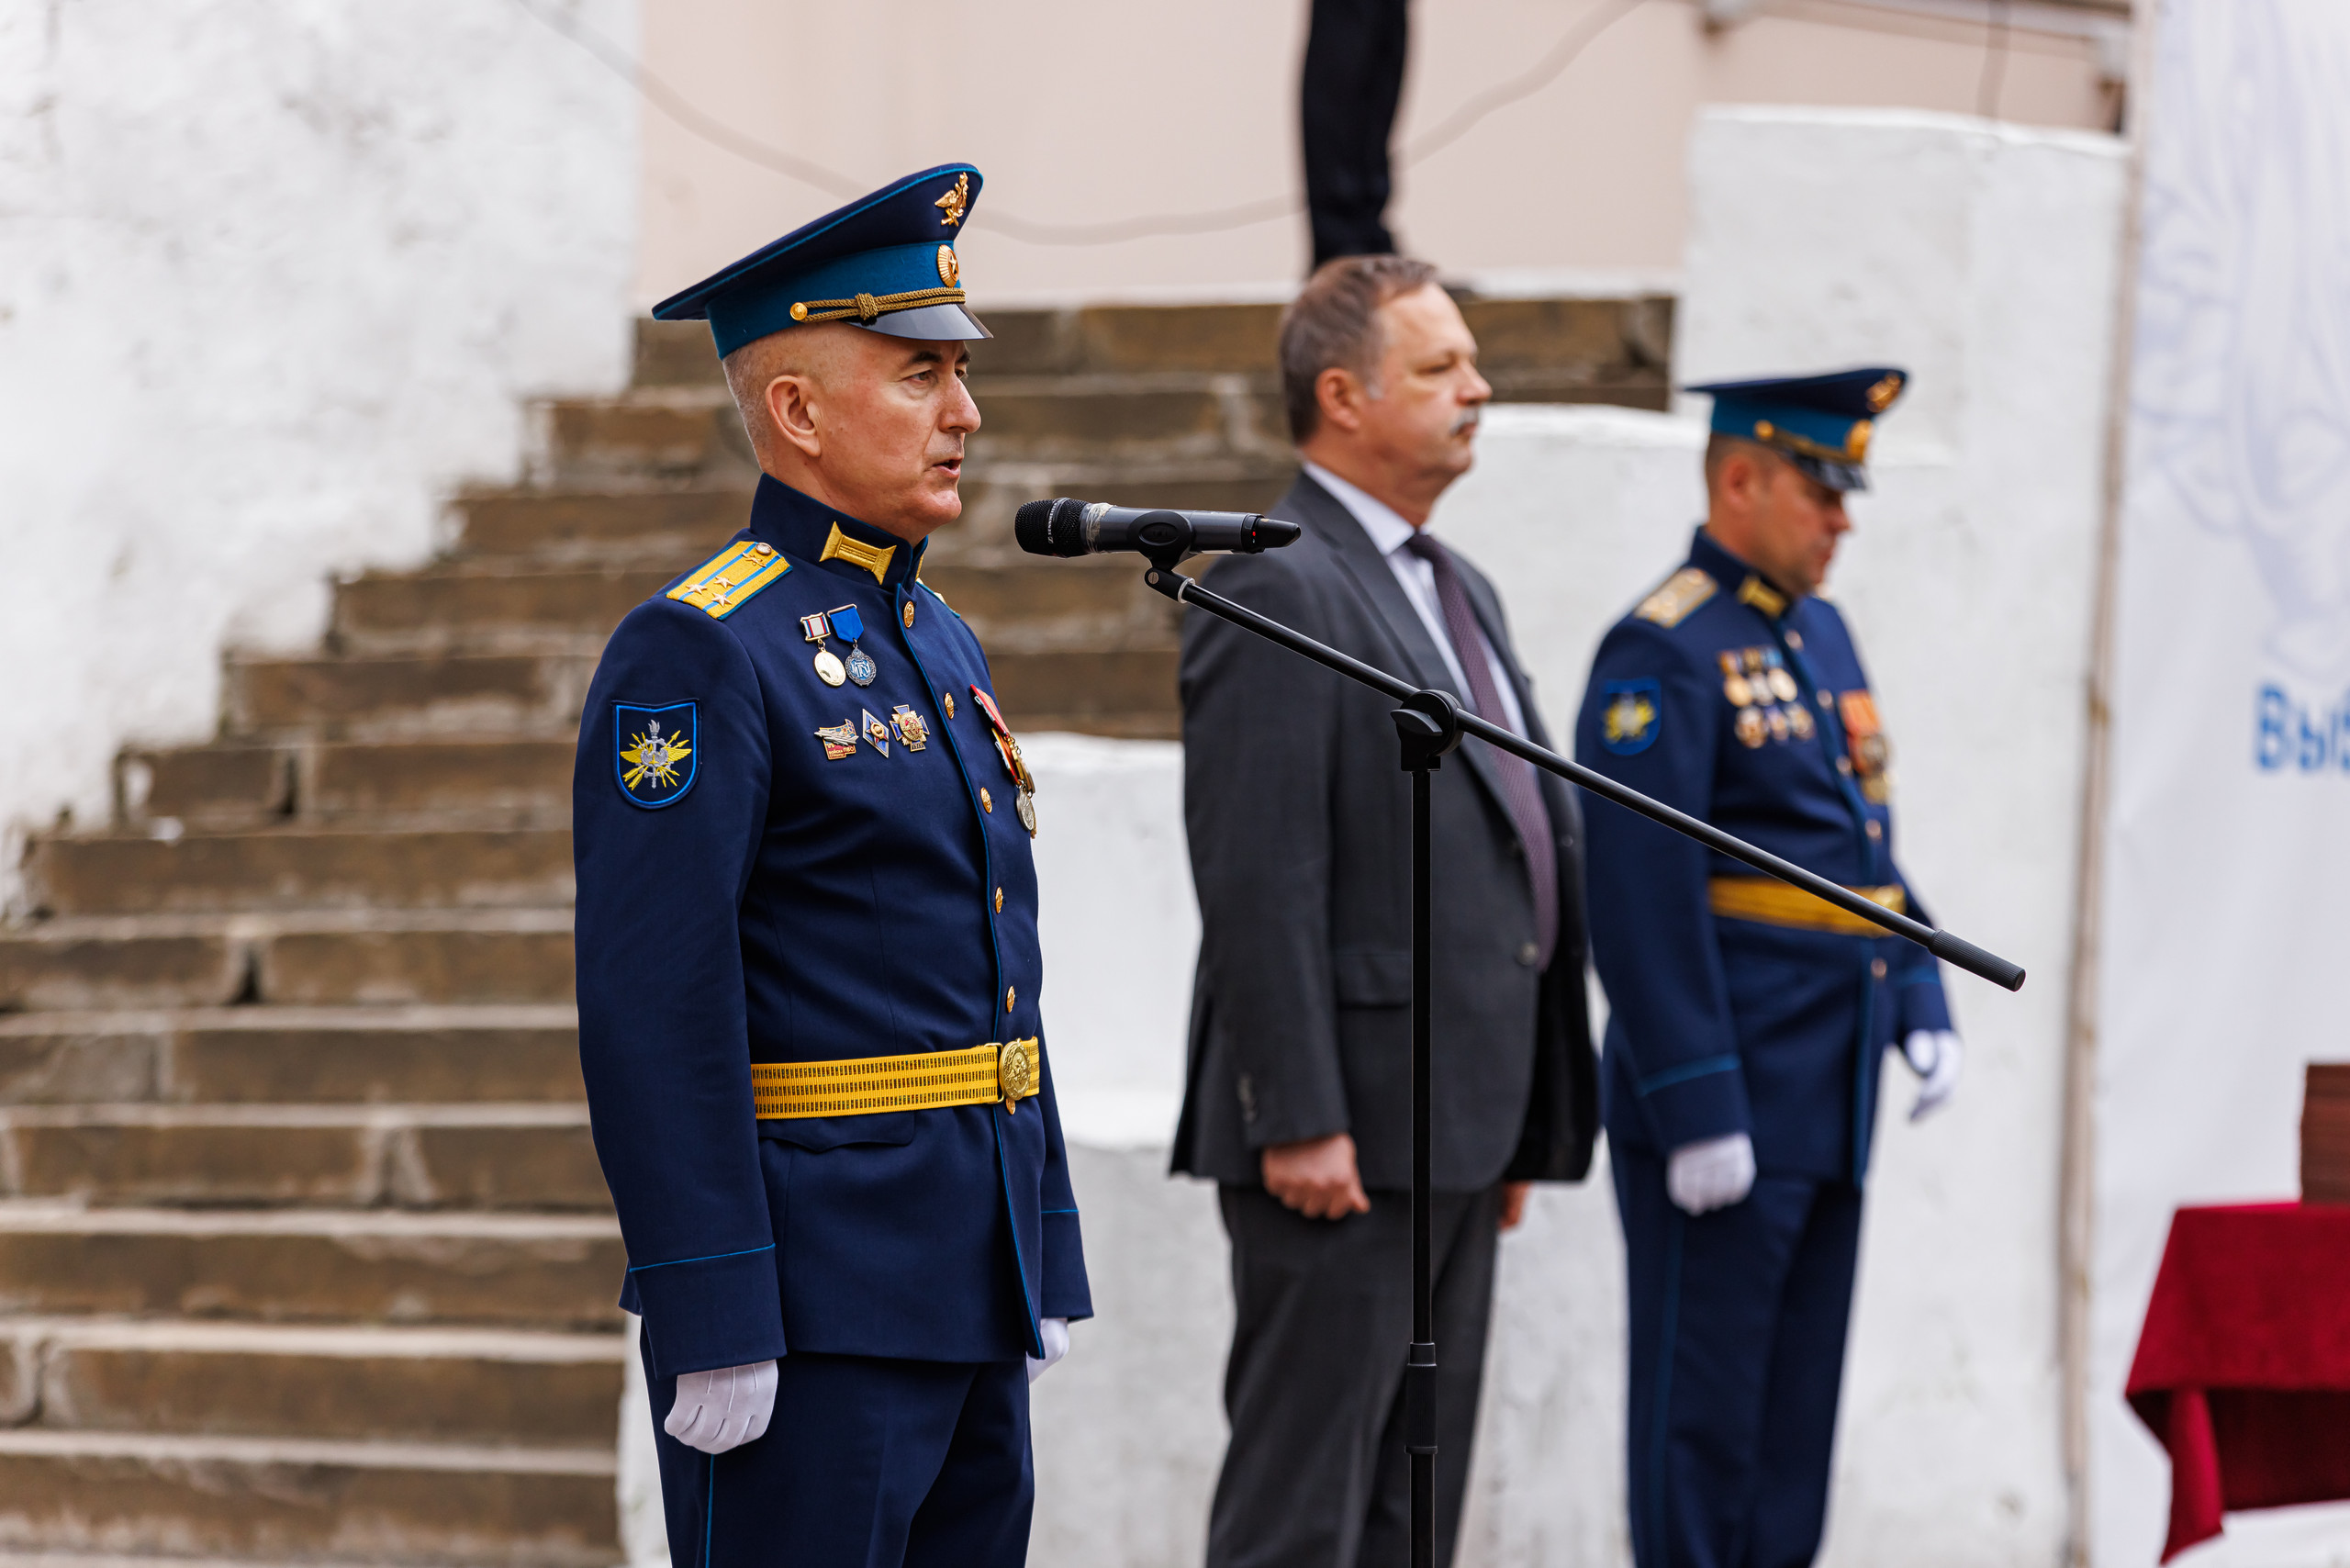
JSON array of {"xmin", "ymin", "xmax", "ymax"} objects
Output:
[{"xmin": 1171, "ymin": 473, "xmax": 1598, "ymax": 1193}]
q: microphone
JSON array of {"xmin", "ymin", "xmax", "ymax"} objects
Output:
[{"xmin": 1014, "ymin": 498, "xmax": 1303, "ymax": 559}]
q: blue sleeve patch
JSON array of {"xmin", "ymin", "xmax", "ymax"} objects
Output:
[
  {"xmin": 1600, "ymin": 679, "xmax": 1661, "ymax": 755},
  {"xmin": 614, "ymin": 700, "xmax": 699, "ymax": 808}
]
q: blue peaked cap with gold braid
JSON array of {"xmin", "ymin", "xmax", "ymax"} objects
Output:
[
  {"xmin": 1685, "ymin": 365, "xmax": 1908, "ymax": 493},
  {"xmin": 652, "ymin": 163, "xmax": 990, "ymax": 357}
]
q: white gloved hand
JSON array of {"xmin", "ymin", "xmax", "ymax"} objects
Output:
[
  {"xmin": 1902, "ymin": 1029, "xmax": 1964, "ymax": 1121},
  {"xmin": 1666, "ymin": 1131, "xmax": 1757, "ymax": 1215},
  {"xmin": 666, "ymin": 1360, "xmax": 778, "ymax": 1454},
  {"xmin": 1026, "ymin": 1317, "xmax": 1069, "ymax": 1384}
]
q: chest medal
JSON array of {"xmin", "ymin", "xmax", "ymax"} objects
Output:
[
  {"xmin": 968, "ymin": 685, "xmax": 1039, "ymax": 837},
  {"xmin": 801, "ymin": 610, "xmax": 846, "ymax": 687},
  {"xmin": 800, "ymin": 605, "xmax": 877, "ymax": 688}
]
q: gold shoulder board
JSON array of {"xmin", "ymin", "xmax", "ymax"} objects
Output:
[
  {"xmin": 667, "ymin": 541, "xmax": 789, "ymax": 620},
  {"xmin": 1634, "ymin": 567, "xmax": 1717, "ymax": 629}
]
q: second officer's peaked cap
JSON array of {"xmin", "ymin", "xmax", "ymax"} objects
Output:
[
  {"xmin": 652, "ymin": 163, "xmax": 990, "ymax": 357},
  {"xmin": 1685, "ymin": 366, "xmax": 1908, "ymax": 493}
]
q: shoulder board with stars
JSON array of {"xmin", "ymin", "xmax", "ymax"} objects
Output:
[
  {"xmin": 1634, "ymin": 567, "xmax": 1717, "ymax": 629},
  {"xmin": 666, "ymin": 540, "xmax": 788, "ymax": 620}
]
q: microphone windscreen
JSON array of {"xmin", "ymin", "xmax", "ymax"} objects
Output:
[{"xmin": 1014, "ymin": 498, "xmax": 1087, "ymax": 556}]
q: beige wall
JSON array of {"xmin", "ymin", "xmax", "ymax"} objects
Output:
[{"xmin": 635, "ymin": 0, "xmax": 2121, "ymax": 307}]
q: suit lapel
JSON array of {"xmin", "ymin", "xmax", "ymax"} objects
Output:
[
  {"xmin": 1283, "ymin": 475, "xmax": 1514, "ymax": 813},
  {"xmin": 1282, "ymin": 476, "xmax": 1455, "ymax": 694}
]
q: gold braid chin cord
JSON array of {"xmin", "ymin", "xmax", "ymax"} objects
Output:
[{"xmin": 789, "ymin": 286, "xmax": 967, "ymax": 325}]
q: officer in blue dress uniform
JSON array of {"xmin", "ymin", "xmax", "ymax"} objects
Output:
[
  {"xmin": 573, "ymin": 163, "xmax": 1091, "ymax": 1568},
  {"xmin": 1573, "ymin": 369, "xmax": 1965, "ymax": 1568}
]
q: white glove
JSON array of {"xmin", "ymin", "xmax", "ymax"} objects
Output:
[
  {"xmin": 666, "ymin": 1360, "xmax": 777, "ymax": 1454},
  {"xmin": 1902, "ymin": 1029, "xmax": 1964, "ymax": 1121},
  {"xmin": 1666, "ymin": 1131, "xmax": 1756, "ymax": 1215},
  {"xmin": 1026, "ymin": 1316, "xmax": 1069, "ymax": 1384}
]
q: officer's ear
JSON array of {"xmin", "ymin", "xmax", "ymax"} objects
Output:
[{"xmin": 763, "ymin": 372, "xmax": 824, "ymax": 461}]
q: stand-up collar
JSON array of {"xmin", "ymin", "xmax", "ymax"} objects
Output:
[
  {"xmin": 746, "ymin": 474, "xmax": 926, "ymax": 589},
  {"xmin": 1687, "ymin": 527, "xmax": 1795, "ymax": 621}
]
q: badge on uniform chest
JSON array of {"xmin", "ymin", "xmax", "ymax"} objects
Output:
[
  {"xmin": 967, "ymin": 685, "xmax": 1038, "ymax": 836},
  {"xmin": 1718, "ymin": 646, "xmax": 1815, "ymax": 748},
  {"xmin": 800, "ymin": 605, "xmax": 876, "ymax": 688}
]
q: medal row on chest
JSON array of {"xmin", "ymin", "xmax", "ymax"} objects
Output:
[
  {"xmin": 806, "ymin": 670, "xmax": 1038, "ymax": 837},
  {"xmin": 1719, "ymin": 646, "xmax": 1816, "ymax": 750}
]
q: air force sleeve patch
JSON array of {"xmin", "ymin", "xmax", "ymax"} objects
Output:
[
  {"xmin": 1600, "ymin": 680, "xmax": 1660, "ymax": 755},
  {"xmin": 615, "ymin": 701, "xmax": 699, "ymax": 807}
]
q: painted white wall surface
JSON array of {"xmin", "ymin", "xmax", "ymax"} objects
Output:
[
  {"xmin": 2088, "ymin": 4, "xmax": 2350, "ymax": 1564},
  {"xmin": 621, "ymin": 0, "xmax": 2121, "ymax": 308},
  {"xmin": 0, "ymin": 0, "xmax": 638, "ymax": 887},
  {"xmin": 1429, "ymin": 105, "xmax": 2126, "ymax": 1564}
]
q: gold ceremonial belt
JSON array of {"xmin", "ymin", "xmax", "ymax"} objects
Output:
[
  {"xmin": 752, "ymin": 1039, "xmax": 1040, "ymax": 1120},
  {"xmin": 1708, "ymin": 878, "xmax": 1907, "ymax": 937}
]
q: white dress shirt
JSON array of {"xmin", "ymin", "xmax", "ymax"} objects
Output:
[{"xmin": 1303, "ymin": 462, "xmax": 1528, "ymax": 736}]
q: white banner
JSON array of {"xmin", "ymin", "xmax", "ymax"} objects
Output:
[{"xmin": 2092, "ymin": 2, "xmax": 2350, "ymax": 1562}]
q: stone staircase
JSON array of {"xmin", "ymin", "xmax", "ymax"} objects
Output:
[{"xmin": 0, "ymin": 293, "xmax": 1667, "ymax": 1567}]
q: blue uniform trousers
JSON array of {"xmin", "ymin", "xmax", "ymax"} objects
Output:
[
  {"xmin": 644, "ymin": 1341, "xmax": 1033, "ymax": 1568},
  {"xmin": 1613, "ymin": 1146, "xmax": 1863, "ymax": 1568}
]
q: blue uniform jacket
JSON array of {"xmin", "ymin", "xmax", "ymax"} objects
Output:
[
  {"xmin": 1573, "ymin": 530, "xmax": 1953, "ymax": 1182},
  {"xmin": 574, "ymin": 476, "xmax": 1091, "ymax": 1381}
]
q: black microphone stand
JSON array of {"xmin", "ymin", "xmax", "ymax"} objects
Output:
[{"xmin": 1136, "ymin": 552, "xmax": 2024, "ymax": 1568}]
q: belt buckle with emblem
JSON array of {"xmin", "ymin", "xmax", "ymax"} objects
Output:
[{"xmin": 998, "ymin": 1038, "xmax": 1034, "ymax": 1114}]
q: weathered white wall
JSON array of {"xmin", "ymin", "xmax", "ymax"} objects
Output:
[
  {"xmin": 626, "ymin": 0, "xmax": 2123, "ymax": 307},
  {"xmin": 0, "ymin": 0, "xmax": 639, "ymax": 885}
]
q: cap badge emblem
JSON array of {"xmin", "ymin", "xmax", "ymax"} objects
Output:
[
  {"xmin": 935, "ymin": 173, "xmax": 969, "ymax": 228},
  {"xmin": 937, "ymin": 245, "xmax": 960, "ymax": 286}
]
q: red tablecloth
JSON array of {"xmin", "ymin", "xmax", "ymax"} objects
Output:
[{"xmin": 2127, "ymin": 1203, "xmax": 2350, "ymax": 1560}]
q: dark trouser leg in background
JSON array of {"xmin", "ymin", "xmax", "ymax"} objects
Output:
[
  {"xmin": 1614, "ymin": 1147, "xmax": 1863, "ymax": 1568},
  {"xmin": 1205, "ymin": 1182, "xmax": 1502, "ymax": 1568},
  {"xmin": 643, "ymin": 1338, "xmax": 1032, "ymax": 1568},
  {"xmin": 1301, "ymin": 0, "xmax": 1412, "ymax": 266}
]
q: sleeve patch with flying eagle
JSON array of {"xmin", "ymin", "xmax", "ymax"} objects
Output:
[{"xmin": 1634, "ymin": 567, "xmax": 1717, "ymax": 629}]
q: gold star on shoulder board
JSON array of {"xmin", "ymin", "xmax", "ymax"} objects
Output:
[{"xmin": 935, "ymin": 173, "xmax": 969, "ymax": 228}]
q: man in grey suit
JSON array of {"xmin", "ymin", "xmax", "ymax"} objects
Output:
[{"xmin": 1173, "ymin": 254, "xmax": 1598, "ymax": 1568}]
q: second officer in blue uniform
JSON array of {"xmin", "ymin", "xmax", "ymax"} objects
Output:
[
  {"xmin": 573, "ymin": 164, "xmax": 1091, "ymax": 1568},
  {"xmin": 1575, "ymin": 369, "xmax": 1965, "ymax": 1568}
]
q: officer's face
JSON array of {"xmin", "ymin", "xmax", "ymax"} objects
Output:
[
  {"xmin": 769, "ymin": 329, "xmax": 980, "ymax": 542},
  {"xmin": 1741, "ymin": 452, "xmax": 1852, "ymax": 597}
]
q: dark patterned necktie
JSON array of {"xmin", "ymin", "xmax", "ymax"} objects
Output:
[{"xmin": 1403, "ymin": 531, "xmax": 1558, "ymax": 969}]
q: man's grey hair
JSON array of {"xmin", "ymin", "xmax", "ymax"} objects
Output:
[{"xmin": 1277, "ymin": 254, "xmax": 1441, "ymax": 444}]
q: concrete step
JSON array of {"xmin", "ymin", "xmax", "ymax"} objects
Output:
[
  {"xmin": 988, "ymin": 646, "xmax": 1178, "ymax": 738},
  {"xmin": 0, "ymin": 1104, "xmax": 602, "ymax": 1211},
  {"xmin": 0, "ymin": 1204, "xmax": 622, "ymax": 1327},
  {"xmin": 0, "ymin": 1428, "xmax": 615, "ymax": 1565},
  {"xmin": 637, "ymin": 295, "xmax": 1673, "ymax": 388},
  {"xmin": 0, "ymin": 1007, "xmax": 582, "ymax": 1109},
  {"xmin": 0, "ymin": 913, "xmax": 574, "ymax": 1012},
  {"xmin": 331, "ymin": 564, "xmax": 674, "ymax": 652},
  {"xmin": 23, "ymin": 828, "xmax": 573, "ymax": 917},
  {"xmin": 123, "ymin": 740, "xmax": 576, "ymax": 832},
  {"xmin": 2, "ymin": 1318, "xmax": 621, "ymax": 1448},
  {"xmin": 539, "ymin": 388, "xmax": 750, "ymax": 488},
  {"xmin": 452, "ymin": 484, "xmax": 748, "ymax": 564},
  {"xmin": 225, "ymin": 649, "xmax": 595, "ymax": 740}
]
